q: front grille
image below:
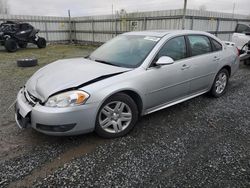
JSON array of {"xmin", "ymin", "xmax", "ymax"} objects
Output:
[{"xmin": 23, "ymin": 89, "xmax": 39, "ymax": 106}]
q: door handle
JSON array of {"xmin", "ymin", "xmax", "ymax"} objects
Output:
[{"xmin": 181, "ymin": 64, "xmax": 190, "ymax": 70}]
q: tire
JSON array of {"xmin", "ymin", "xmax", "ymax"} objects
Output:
[
  {"xmin": 5, "ymin": 38, "xmax": 18, "ymax": 52},
  {"xmin": 209, "ymin": 68, "xmax": 229, "ymax": 98},
  {"xmin": 95, "ymin": 93, "xmax": 138, "ymax": 138},
  {"xmin": 18, "ymin": 42, "xmax": 28, "ymax": 48},
  {"xmin": 17, "ymin": 58, "xmax": 38, "ymax": 67},
  {"xmin": 36, "ymin": 37, "xmax": 46, "ymax": 48}
]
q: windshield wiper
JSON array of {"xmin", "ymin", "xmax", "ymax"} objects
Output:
[{"xmin": 94, "ymin": 59, "xmax": 121, "ymax": 67}]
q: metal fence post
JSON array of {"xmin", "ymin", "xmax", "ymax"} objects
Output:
[
  {"xmin": 92, "ymin": 19, "xmax": 94, "ymax": 44},
  {"xmin": 45, "ymin": 22, "xmax": 49, "ymax": 42},
  {"xmin": 68, "ymin": 10, "xmax": 72, "ymax": 43},
  {"xmin": 144, "ymin": 17, "xmax": 147, "ymax": 30},
  {"xmin": 215, "ymin": 18, "xmax": 220, "ymax": 37},
  {"xmin": 73, "ymin": 21, "xmax": 76, "ymax": 43},
  {"xmin": 115, "ymin": 18, "xmax": 117, "ymax": 36},
  {"xmin": 190, "ymin": 16, "xmax": 194, "ymax": 30},
  {"xmin": 182, "ymin": 0, "xmax": 187, "ymax": 29}
]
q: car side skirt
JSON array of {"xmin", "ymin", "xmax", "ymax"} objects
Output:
[{"xmin": 144, "ymin": 90, "xmax": 209, "ymax": 115}]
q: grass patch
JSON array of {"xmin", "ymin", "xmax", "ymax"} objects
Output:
[{"xmin": 0, "ymin": 44, "xmax": 96, "ymax": 124}]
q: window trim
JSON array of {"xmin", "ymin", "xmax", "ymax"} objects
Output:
[
  {"xmin": 186, "ymin": 34, "xmax": 213, "ymax": 57},
  {"xmin": 149, "ymin": 35, "xmax": 188, "ymax": 68},
  {"xmin": 209, "ymin": 37, "xmax": 223, "ymax": 52}
]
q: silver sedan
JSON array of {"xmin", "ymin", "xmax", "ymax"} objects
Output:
[{"xmin": 15, "ymin": 30, "xmax": 239, "ymax": 138}]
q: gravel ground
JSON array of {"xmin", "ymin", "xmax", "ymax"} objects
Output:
[{"xmin": 0, "ymin": 45, "xmax": 249, "ymax": 187}]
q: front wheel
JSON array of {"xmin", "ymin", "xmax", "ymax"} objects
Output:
[
  {"xmin": 95, "ymin": 93, "xmax": 138, "ymax": 138},
  {"xmin": 5, "ymin": 38, "xmax": 18, "ymax": 52},
  {"xmin": 209, "ymin": 68, "xmax": 229, "ymax": 98}
]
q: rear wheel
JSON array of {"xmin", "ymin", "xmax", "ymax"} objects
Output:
[
  {"xmin": 95, "ymin": 93, "xmax": 138, "ymax": 138},
  {"xmin": 209, "ymin": 68, "xmax": 229, "ymax": 98},
  {"xmin": 5, "ymin": 38, "xmax": 18, "ymax": 52},
  {"xmin": 36, "ymin": 37, "xmax": 46, "ymax": 48}
]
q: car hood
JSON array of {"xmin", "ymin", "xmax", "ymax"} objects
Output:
[{"xmin": 25, "ymin": 58, "xmax": 130, "ymax": 102}]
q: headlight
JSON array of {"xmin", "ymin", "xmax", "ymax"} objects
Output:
[{"xmin": 45, "ymin": 90, "xmax": 90, "ymax": 108}]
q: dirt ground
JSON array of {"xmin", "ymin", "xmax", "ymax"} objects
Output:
[{"xmin": 0, "ymin": 45, "xmax": 250, "ymax": 187}]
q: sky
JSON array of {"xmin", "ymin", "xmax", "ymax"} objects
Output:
[{"xmin": 6, "ymin": 0, "xmax": 250, "ymax": 17}]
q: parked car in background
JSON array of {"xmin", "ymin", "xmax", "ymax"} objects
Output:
[
  {"xmin": 0, "ymin": 21, "xmax": 46, "ymax": 52},
  {"xmin": 232, "ymin": 23, "xmax": 250, "ymax": 65},
  {"xmin": 15, "ymin": 30, "xmax": 239, "ymax": 138},
  {"xmin": 232, "ymin": 23, "xmax": 250, "ymax": 50}
]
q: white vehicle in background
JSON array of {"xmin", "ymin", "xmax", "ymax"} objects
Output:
[{"xmin": 232, "ymin": 23, "xmax": 250, "ymax": 65}]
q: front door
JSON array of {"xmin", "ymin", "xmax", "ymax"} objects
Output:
[{"xmin": 142, "ymin": 36, "xmax": 191, "ymax": 111}]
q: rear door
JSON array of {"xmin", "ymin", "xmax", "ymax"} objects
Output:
[{"xmin": 186, "ymin": 35, "xmax": 219, "ymax": 94}]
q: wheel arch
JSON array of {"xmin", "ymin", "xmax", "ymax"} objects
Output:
[
  {"xmin": 221, "ymin": 65, "xmax": 231, "ymax": 77},
  {"xmin": 99, "ymin": 89, "xmax": 144, "ymax": 116},
  {"xmin": 120, "ymin": 90, "xmax": 143, "ymax": 116}
]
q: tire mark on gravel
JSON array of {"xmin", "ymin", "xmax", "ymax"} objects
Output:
[{"xmin": 8, "ymin": 137, "xmax": 109, "ymax": 188}]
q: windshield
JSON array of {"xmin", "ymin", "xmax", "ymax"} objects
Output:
[{"xmin": 89, "ymin": 35, "xmax": 160, "ymax": 68}]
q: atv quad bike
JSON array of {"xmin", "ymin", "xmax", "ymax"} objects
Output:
[{"xmin": 0, "ymin": 21, "xmax": 46, "ymax": 52}]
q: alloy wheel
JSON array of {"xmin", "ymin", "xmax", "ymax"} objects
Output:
[
  {"xmin": 98, "ymin": 101, "xmax": 132, "ymax": 134},
  {"xmin": 215, "ymin": 72, "xmax": 227, "ymax": 94}
]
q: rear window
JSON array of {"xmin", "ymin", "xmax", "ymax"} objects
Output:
[
  {"xmin": 211, "ymin": 39, "xmax": 222, "ymax": 51},
  {"xmin": 187, "ymin": 35, "xmax": 212, "ymax": 56}
]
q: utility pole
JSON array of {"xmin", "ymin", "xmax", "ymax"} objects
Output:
[
  {"xmin": 112, "ymin": 4, "xmax": 114, "ymax": 37},
  {"xmin": 68, "ymin": 9, "xmax": 72, "ymax": 44},
  {"xmin": 182, "ymin": 0, "xmax": 187, "ymax": 30},
  {"xmin": 229, "ymin": 2, "xmax": 236, "ymax": 40}
]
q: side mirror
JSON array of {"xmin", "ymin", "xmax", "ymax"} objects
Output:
[{"xmin": 155, "ymin": 56, "xmax": 174, "ymax": 66}]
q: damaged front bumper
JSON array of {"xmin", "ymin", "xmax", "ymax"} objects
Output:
[{"xmin": 15, "ymin": 88, "xmax": 99, "ymax": 136}]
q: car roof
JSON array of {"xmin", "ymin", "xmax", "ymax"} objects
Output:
[{"xmin": 123, "ymin": 30, "xmax": 211, "ymax": 38}]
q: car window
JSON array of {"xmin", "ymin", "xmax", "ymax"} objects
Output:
[
  {"xmin": 188, "ymin": 35, "xmax": 212, "ymax": 56},
  {"xmin": 89, "ymin": 35, "xmax": 159, "ymax": 68},
  {"xmin": 235, "ymin": 24, "xmax": 250, "ymax": 33},
  {"xmin": 157, "ymin": 36, "xmax": 186, "ymax": 61},
  {"xmin": 211, "ymin": 39, "xmax": 222, "ymax": 51}
]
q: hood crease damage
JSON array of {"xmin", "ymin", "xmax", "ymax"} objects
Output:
[{"xmin": 25, "ymin": 58, "xmax": 131, "ymax": 102}]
